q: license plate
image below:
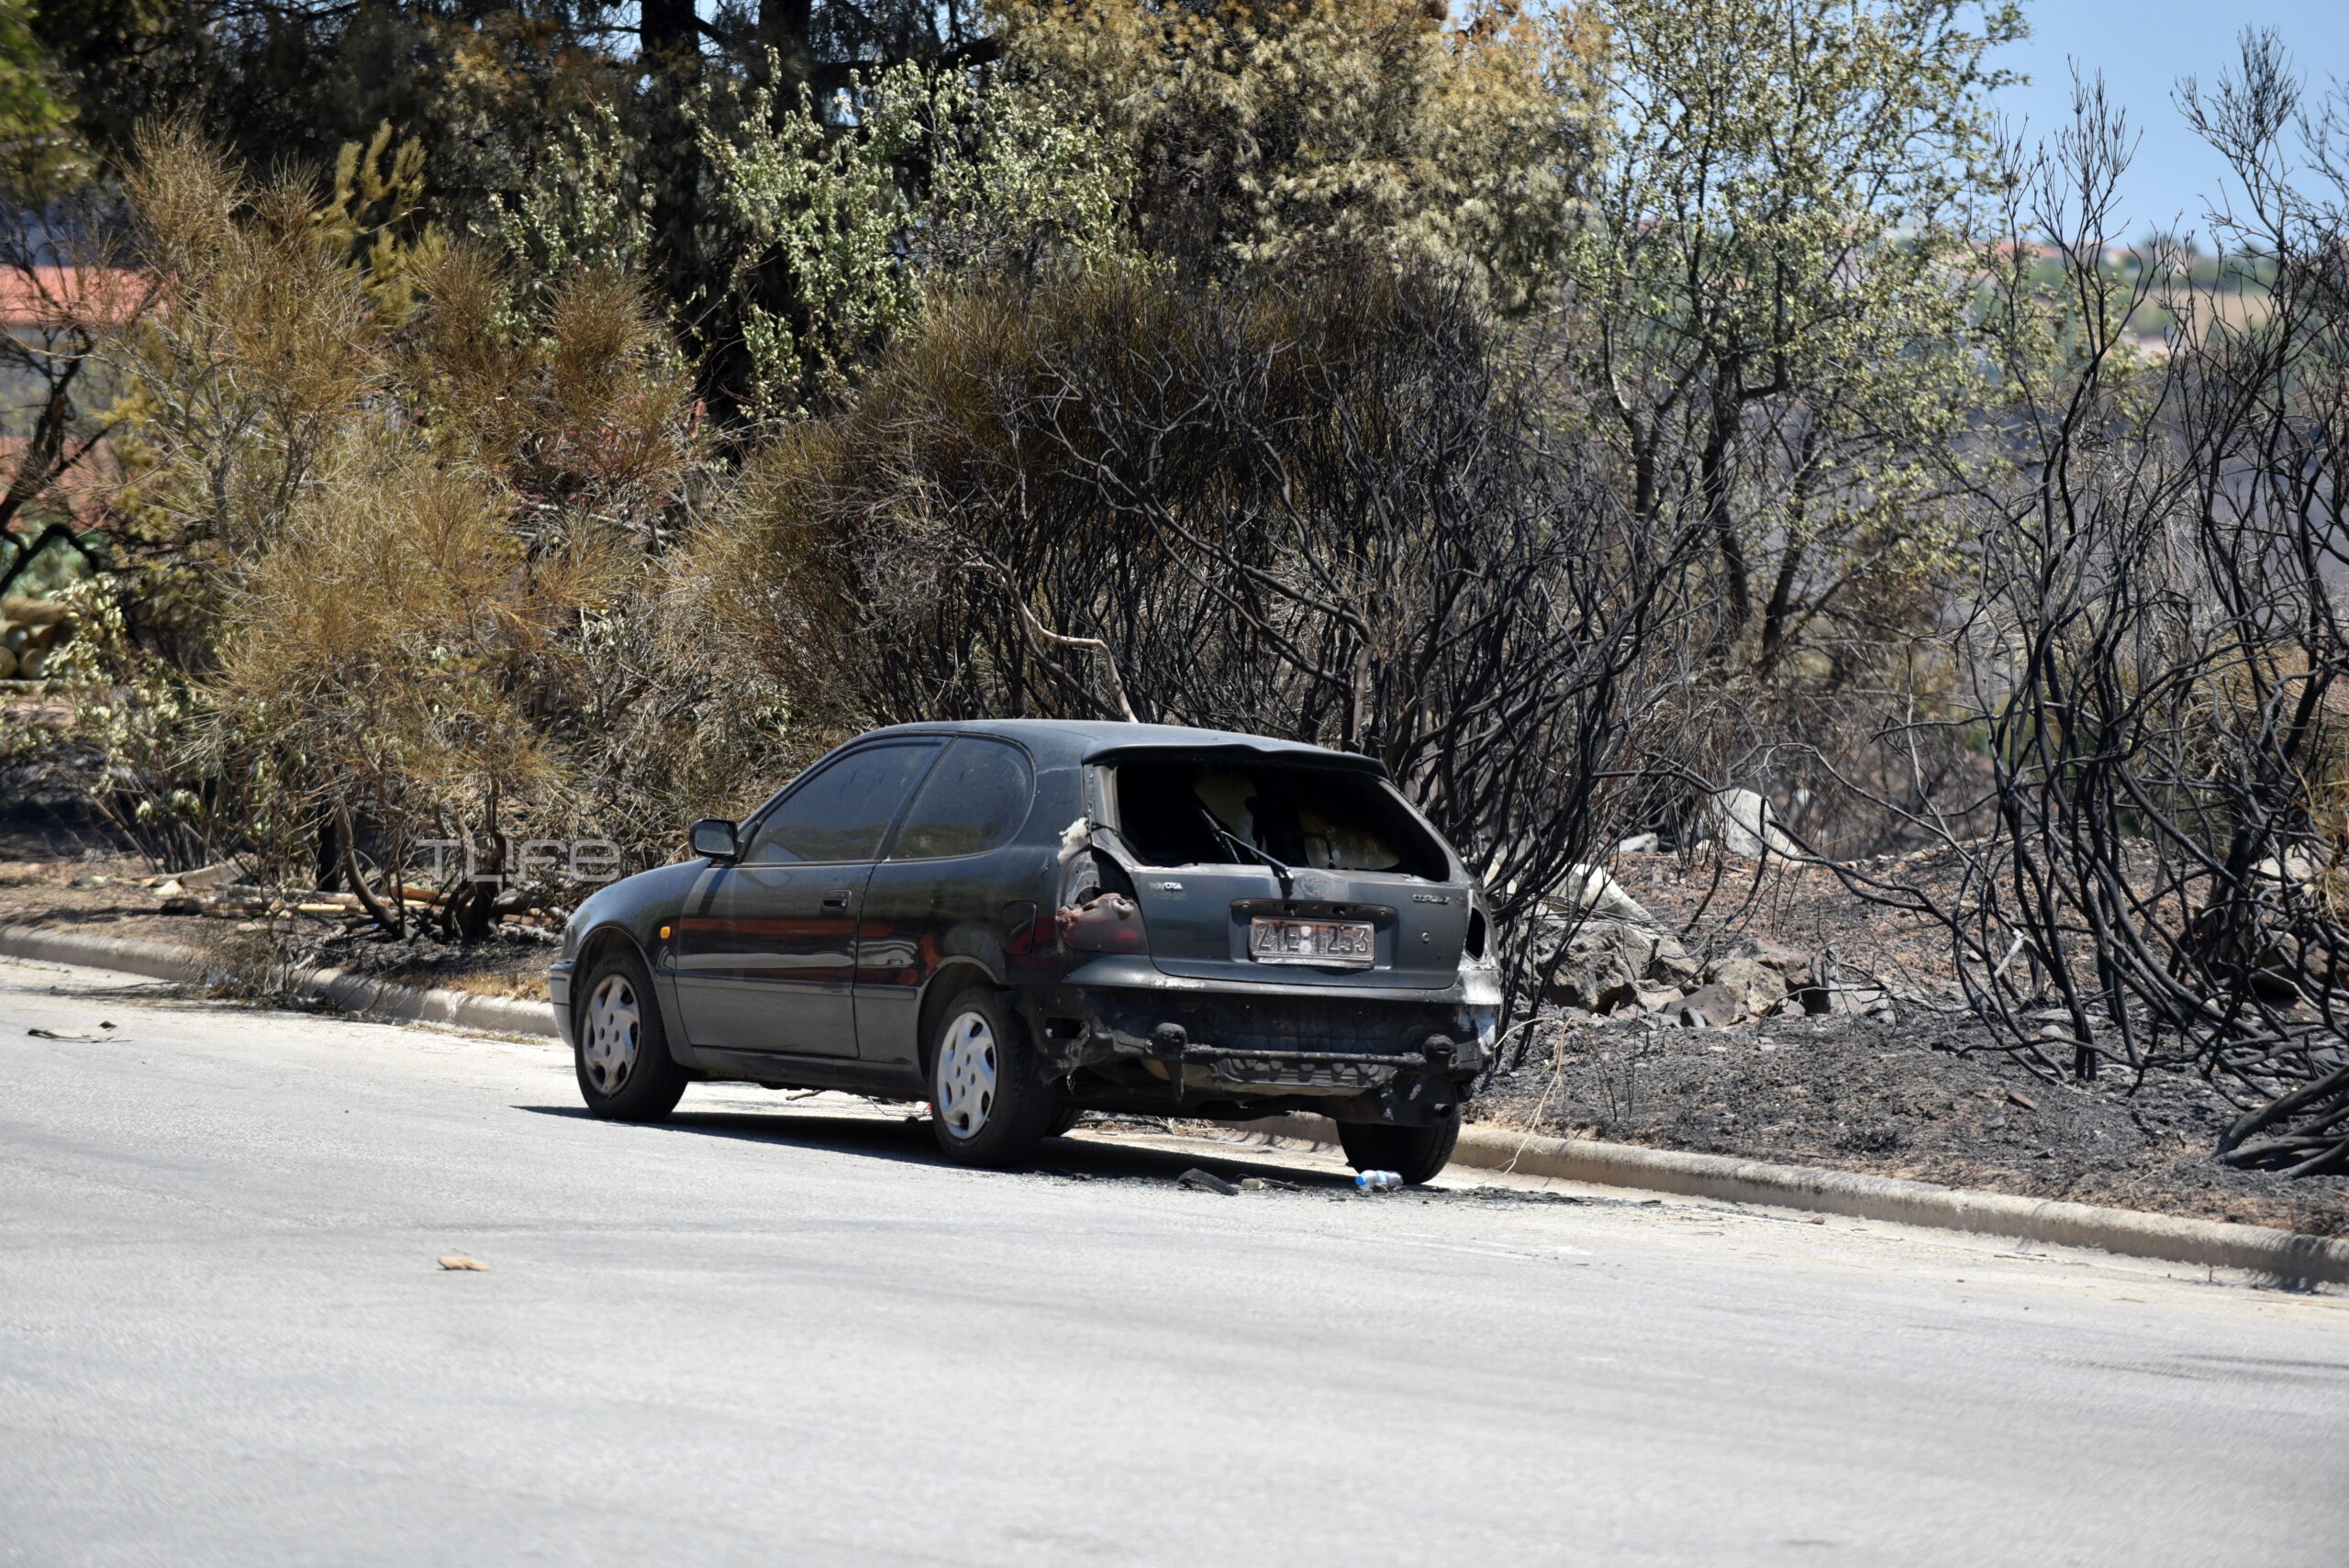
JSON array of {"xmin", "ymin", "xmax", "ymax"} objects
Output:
[{"xmin": 1248, "ymin": 917, "xmax": 1375, "ymax": 968}]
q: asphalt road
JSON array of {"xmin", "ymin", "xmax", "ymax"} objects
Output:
[{"xmin": 4, "ymin": 956, "xmax": 2347, "ymax": 1567}]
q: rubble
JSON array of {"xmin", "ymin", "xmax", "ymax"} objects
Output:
[
  {"xmin": 1674, "ymin": 984, "xmax": 1745, "ymax": 1029},
  {"xmin": 1704, "ymin": 787, "xmax": 1801, "ymax": 860},
  {"xmin": 1687, "ymin": 956, "xmax": 1789, "ymax": 1020},
  {"xmin": 1549, "ymin": 862, "xmax": 1656, "ymax": 925},
  {"xmin": 1539, "ymin": 914, "xmax": 1831, "ymax": 1029},
  {"xmin": 1538, "ymin": 917, "xmax": 1699, "ymax": 1011}
]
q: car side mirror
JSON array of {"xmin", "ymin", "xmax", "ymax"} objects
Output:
[{"xmin": 691, "ymin": 817, "xmax": 740, "ymax": 862}]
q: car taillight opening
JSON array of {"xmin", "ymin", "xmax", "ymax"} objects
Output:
[{"xmin": 1059, "ymin": 893, "xmax": 1149, "ymax": 953}]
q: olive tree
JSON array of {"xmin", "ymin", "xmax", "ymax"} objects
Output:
[
  {"xmin": 1002, "ymin": 0, "xmax": 1602, "ymax": 307},
  {"xmin": 1556, "ymin": 0, "xmax": 2021, "ymax": 680}
]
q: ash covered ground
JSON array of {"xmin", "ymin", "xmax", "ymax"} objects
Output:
[{"xmin": 1475, "ymin": 1003, "xmax": 2349, "ymax": 1237}]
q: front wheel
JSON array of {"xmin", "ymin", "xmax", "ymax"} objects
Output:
[
  {"xmin": 574, "ymin": 947, "xmax": 688, "ymax": 1123},
  {"xmin": 1337, "ymin": 1109, "xmax": 1461, "ymax": 1186},
  {"xmin": 928, "ymin": 989, "xmax": 1055, "ymax": 1169}
]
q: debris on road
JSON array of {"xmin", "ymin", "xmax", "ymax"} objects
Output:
[
  {"xmin": 436, "ymin": 1255, "xmax": 487, "ymax": 1271},
  {"xmin": 27, "ymin": 1022, "xmax": 118, "ymax": 1040},
  {"xmin": 1176, "ymin": 1167, "xmax": 1240, "ymax": 1195},
  {"xmin": 1353, "ymin": 1170, "xmax": 1404, "ymax": 1194}
]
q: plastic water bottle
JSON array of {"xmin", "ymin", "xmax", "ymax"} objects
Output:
[{"xmin": 1353, "ymin": 1169, "xmax": 1403, "ymax": 1193}]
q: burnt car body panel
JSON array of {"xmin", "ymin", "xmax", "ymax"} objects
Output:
[{"xmin": 552, "ymin": 720, "xmax": 1499, "ymax": 1127}]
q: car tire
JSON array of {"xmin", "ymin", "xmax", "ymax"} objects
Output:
[
  {"xmin": 1337, "ymin": 1109, "xmax": 1461, "ymax": 1186},
  {"xmin": 574, "ymin": 946, "xmax": 688, "ymax": 1123},
  {"xmin": 1047, "ymin": 1104, "xmax": 1082, "ymax": 1138},
  {"xmin": 928, "ymin": 988, "xmax": 1055, "ymax": 1168}
]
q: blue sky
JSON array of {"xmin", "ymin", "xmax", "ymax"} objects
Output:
[{"xmin": 1991, "ymin": 0, "xmax": 2345, "ymax": 239}]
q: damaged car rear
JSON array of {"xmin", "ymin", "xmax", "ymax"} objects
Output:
[{"xmin": 551, "ymin": 721, "xmax": 1500, "ymax": 1183}]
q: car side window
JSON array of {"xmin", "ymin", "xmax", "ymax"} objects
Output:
[
  {"xmin": 743, "ymin": 744, "xmax": 939, "ymax": 864},
  {"xmin": 887, "ymin": 739, "xmax": 1036, "ymax": 861}
]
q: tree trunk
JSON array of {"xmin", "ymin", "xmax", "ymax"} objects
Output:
[
  {"xmin": 1756, "ymin": 540, "xmax": 1805, "ymax": 679},
  {"xmin": 641, "ymin": 0, "xmax": 707, "ymax": 396},
  {"xmin": 1695, "ymin": 367, "xmax": 1751, "ymax": 650},
  {"xmin": 640, "ymin": 0, "xmax": 697, "ymax": 60},
  {"xmin": 759, "ymin": 0, "xmax": 814, "ymax": 88},
  {"xmin": 314, "ymin": 812, "xmax": 342, "ymax": 893},
  {"xmin": 334, "ymin": 798, "xmax": 404, "ymax": 937}
]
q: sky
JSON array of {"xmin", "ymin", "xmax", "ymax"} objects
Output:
[{"xmin": 1990, "ymin": 0, "xmax": 2346, "ymax": 240}]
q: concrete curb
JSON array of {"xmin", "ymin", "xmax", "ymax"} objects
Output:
[
  {"xmin": 9, "ymin": 920, "xmax": 2343, "ymax": 1284},
  {"xmin": 0, "ymin": 922, "xmax": 560, "ymax": 1040},
  {"xmin": 1239, "ymin": 1114, "xmax": 2349, "ymax": 1285}
]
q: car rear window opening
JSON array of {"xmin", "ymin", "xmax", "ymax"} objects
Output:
[{"xmin": 1108, "ymin": 758, "xmax": 1449, "ymax": 880}]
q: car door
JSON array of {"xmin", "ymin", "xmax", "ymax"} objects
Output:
[
  {"xmin": 853, "ymin": 738, "xmax": 1039, "ymax": 1072},
  {"xmin": 674, "ymin": 741, "xmax": 941, "ymax": 1056}
]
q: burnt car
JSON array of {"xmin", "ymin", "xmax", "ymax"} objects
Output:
[{"xmin": 551, "ymin": 720, "xmax": 1500, "ymax": 1182}]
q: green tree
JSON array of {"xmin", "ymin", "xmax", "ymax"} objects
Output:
[
  {"xmin": 701, "ymin": 59, "xmax": 1124, "ymax": 418},
  {"xmin": 1556, "ymin": 0, "xmax": 2023, "ymax": 679},
  {"xmin": 0, "ymin": 0, "xmax": 79, "ymax": 192},
  {"xmin": 1004, "ymin": 0, "xmax": 1603, "ymax": 308},
  {"xmin": 0, "ymin": 5, "xmax": 112, "ymax": 606}
]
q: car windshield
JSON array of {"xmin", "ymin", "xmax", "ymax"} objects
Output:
[{"xmin": 1108, "ymin": 758, "xmax": 1449, "ymax": 879}]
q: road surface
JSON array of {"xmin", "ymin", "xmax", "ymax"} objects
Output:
[{"xmin": 3, "ymin": 954, "xmax": 2345, "ymax": 1566}]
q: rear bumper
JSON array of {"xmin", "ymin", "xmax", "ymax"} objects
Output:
[{"xmin": 1028, "ymin": 976, "xmax": 1493, "ymax": 1127}]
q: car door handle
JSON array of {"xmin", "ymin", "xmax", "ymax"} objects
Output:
[{"xmin": 821, "ymin": 888, "xmax": 852, "ymax": 909}]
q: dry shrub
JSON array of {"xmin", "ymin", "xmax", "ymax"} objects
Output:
[
  {"xmin": 76, "ymin": 124, "xmax": 710, "ymax": 928},
  {"xmin": 188, "ymin": 914, "xmax": 311, "ymax": 1006}
]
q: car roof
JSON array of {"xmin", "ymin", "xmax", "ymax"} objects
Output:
[{"xmin": 852, "ymin": 718, "xmax": 1386, "ymax": 774}]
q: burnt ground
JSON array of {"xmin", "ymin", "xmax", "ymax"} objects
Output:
[
  {"xmin": 1606, "ymin": 845, "xmax": 1964, "ymax": 992},
  {"xmin": 1485, "ymin": 848, "xmax": 2349, "ymax": 1237},
  {"xmin": 1, "ymin": 719, "xmax": 554, "ymax": 999},
  {"xmin": 1475, "ymin": 1004, "xmax": 2349, "ymax": 1238}
]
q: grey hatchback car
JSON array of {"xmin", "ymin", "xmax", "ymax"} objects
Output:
[{"xmin": 551, "ymin": 720, "xmax": 1500, "ymax": 1181}]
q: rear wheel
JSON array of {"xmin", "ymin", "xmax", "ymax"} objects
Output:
[
  {"xmin": 1337, "ymin": 1109, "xmax": 1461, "ymax": 1186},
  {"xmin": 928, "ymin": 989, "xmax": 1055, "ymax": 1168},
  {"xmin": 574, "ymin": 947, "xmax": 688, "ymax": 1123}
]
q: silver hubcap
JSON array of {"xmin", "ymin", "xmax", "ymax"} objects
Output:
[
  {"xmin": 584, "ymin": 973, "xmax": 640, "ymax": 1095},
  {"xmin": 935, "ymin": 1010, "xmax": 998, "ymax": 1140}
]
